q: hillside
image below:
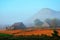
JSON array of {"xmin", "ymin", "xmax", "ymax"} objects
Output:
[{"xmin": 24, "ymin": 8, "xmax": 60, "ymax": 27}]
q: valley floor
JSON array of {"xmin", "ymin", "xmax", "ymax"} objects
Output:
[{"xmin": 0, "ymin": 28, "xmax": 60, "ymax": 36}]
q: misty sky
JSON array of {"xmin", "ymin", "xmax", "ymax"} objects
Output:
[{"xmin": 0, "ymin": 0, "xmax": 60, "ymax": 25}]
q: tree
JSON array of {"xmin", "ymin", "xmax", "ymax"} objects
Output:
[
  {"xmin": 50, "ymin": 18, "xmax": 57, "ymax": 29},
  {"xmin": 45, "ymin": 18, "xmax": 60, "ymax": 29},
  {"xmin": 34, "ymin": 19, "xmax": 43, "ymax": 28},
  {"xmin": 52, "ymin": 30, "xmax": 60, "ymax": 40}
]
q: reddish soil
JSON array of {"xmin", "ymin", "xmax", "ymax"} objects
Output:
[{"xmin": 0, "ymin": 29, "xmax": 60, "ymax": 36}]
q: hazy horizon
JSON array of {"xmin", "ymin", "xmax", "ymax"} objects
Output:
[{"xmin": 0, "ymin": 0, "xmax": 60, "ymax": 25}]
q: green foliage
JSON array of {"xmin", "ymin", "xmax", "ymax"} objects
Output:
[
  {"xmin": 0, "ymin": 33, "xmax": 13, "ymax": 37},
  {"xmin": 52, "ymin": 30, "xmax": 58, "ymax": 37},
  {"xmin": 51, "ymin": 30, "xmax": 60, "ymax": 40},
  {"xmin": 0, "ymin": 33, "xmax": 13, "ymax": 40}
]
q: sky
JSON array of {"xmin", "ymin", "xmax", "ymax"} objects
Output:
[{"xmin": 0, "ymin": 0, "xmax": 60, "ymax": 25}]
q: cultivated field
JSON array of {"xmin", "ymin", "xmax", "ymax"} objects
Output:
[{"xmin": 0, "ymin": 28, "xmax": 60, "ymax": 36}]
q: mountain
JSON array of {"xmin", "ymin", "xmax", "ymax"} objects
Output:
[
  {"xmin": 34, "ymin": 19, "xmax": 43, "ymax": 27},
  {"xmin": 24, "ymin": 8, "xmax": 60, "ymax": 27},
  {"xmin": 6, "ymin": 22, "xmax": 26, "ymax": 30}
]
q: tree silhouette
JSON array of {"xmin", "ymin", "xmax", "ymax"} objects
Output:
[
  {"xmin": 52, "ymin": 30, "xmax": 60, "ymax": 40},
  {"xmin": 34, "ymin": 19, "xmax": 43, "ymax": 28}
]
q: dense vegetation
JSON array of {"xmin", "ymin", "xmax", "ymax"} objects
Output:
[{"xmin": 0, "ymin": 30, "xmax": 60, "ymax": 40}]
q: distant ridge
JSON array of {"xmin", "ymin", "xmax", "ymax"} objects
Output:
[
  {"xmin": 24, "ymin": 8, "xmax": 60, "ymax": 27},
  {"xmin": 6, "ymin": 22, "xmax": 26, "ymax": 30}
]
